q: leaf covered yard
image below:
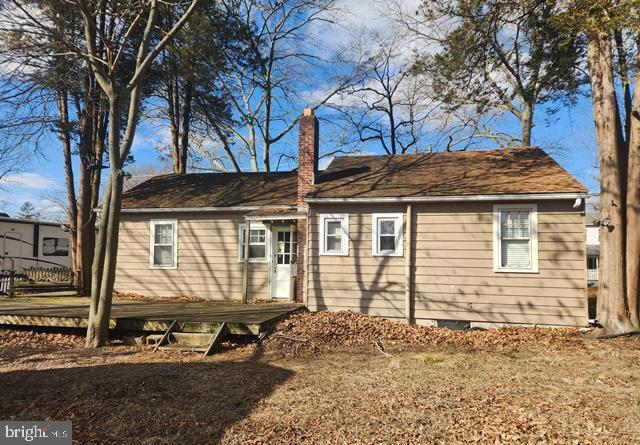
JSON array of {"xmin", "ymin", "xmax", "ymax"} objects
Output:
[{"xmin": 1, "ymin": 311, "xmax": 639, "ymax": 444}]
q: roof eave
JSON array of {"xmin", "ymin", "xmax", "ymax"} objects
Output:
[
  {"xmin": 113, "ymin": 205, "xmax": 295, "ymax": 214},
  {"xmin": 305, "ymin": 192, "xmax": 589, "ymax": 204}
]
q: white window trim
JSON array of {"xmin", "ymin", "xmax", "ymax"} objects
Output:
[
  {"xmin": 371, "ymin": 213, "xmax": 404, "ymax": 257},
  {"xmin": 493, "ymin": 204, "xmax": 538, "ymax": 273},
  {"xmin": 149, "ymin": 219, "xmax": 178, "ymax": 269},
  {"xmin": 238, "ymin": 223, "xmax": 269, "ymax": 263},
  {"xmin": 319, "ymin": 213, "xmax": 349, "ymax": 256}
]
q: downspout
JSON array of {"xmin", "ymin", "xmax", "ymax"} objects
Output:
[
  {"xmin": 241, "ymin": 221, "xmax": 250, "ymax": 304},
  {"xmin": 405, "ymin": 203, "xmax": 413, "ymax": 324},
  {"xmin": 304, "ymin": 210, "xmax": 311, "ymax": 305}
]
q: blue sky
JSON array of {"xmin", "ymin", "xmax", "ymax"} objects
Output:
[{"xmin": 0, "ymin": 0, "xmax": 600, "ymax": 220}]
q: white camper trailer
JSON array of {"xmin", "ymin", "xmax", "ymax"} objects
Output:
[{"xmin": 0, "ymin": 216, "xmax": 72, "ymax": 271}]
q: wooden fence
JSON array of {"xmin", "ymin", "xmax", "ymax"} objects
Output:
[
  {"xmin": 0, "ymin": 267, "xmax": 73, "ymax": 296},
  {"xmin": 0, "ymin": 272, "xmax": 13, "ymax": 294},
  {"xmin": 20, "ymin": 267, "xmax": 73, "ymax": 283}
]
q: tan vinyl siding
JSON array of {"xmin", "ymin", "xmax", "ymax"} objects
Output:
[
  {"xmin": 307, "ymin": 201, "xmax": 587, "ymax": 327},
  {"xmin": 115, "ymin": 213, "xmax": 268, "ymax": 299},
  {"xmin": 308, "ymin": 205, "xmax": 407, "ymax": 319}
]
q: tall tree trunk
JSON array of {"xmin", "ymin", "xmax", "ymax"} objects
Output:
[
  {"xmin": 211, "ymin": 122, "xmax": 242, "ymax": 172},
  {"xmin": 73, "ymin": 84, "xmax": 94, "ymax": 294},
  {"xmin": 76, "ymin": 160, "xmax": 92, "ymax": 294},
  {"xmin": 587, "ymin": 32, "xmax": 634, "ymax": 334},
  {"xmin": 81, "ymin": 0, "xmax": 200, "ymax": 347},
  {"xmin": 178, "ymin": 81, "xmax": 192, "ymax": 174},
  {"xmin": 613, "ymin": 30, "xmax": 630, "ymax": 212},
  {"xmin": 248, "ymin": 123, "xmax": 258, "ymax": 171},
  {"xmin": 87, "ymin": 95, "xmax": 122, "ymax": 347},
  {"xmin": 388, "ymin": 100, "xmax": 397, "ymax": 155},
  {"xmin": 262, "ymin": 86, "xmax": 272, "ymax": 172},
  {"xmin": 57, "ymin": 90, "xmax": 79, "ymax": 283},
  {"xmin": 521, "ymin": 101, "xmax": 534, "ymax": 146},
  {"xmin": 88, "ymin": 113, "xmax": 106, "ymax": 281},
  {"xmin": 168, "ymin": 72, "xmax": 182, "ymax": 173},
  {"xmin": 624, "ymin": 38, "xmax": 640, "ymax": 329},
  {"xmin": 614, "ymin": 30, "xmax": 632, "ymax": 144}
]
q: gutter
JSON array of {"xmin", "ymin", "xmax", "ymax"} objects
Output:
[
  {"xmin": 244, "ymin": 215, "xmax": 306, "ymax": 221},
  {"xmin": 305, "ymin": 192, "xmax": 589, "ymax": 204}
]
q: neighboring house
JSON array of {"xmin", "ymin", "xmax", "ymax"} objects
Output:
[
  {"xmin": 115, "ymin": 109, "xmax": 589, "ymax": 328},
  {"xmin": 0, "ymin": 216, "xmax": 72, "ymax": 270},
  {"xmin": 585, "ymin": 212, "xmax": 599, "ymax": 286}
]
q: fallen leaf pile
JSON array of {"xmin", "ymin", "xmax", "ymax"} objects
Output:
[
  {"xmin": 0, "ymin": 327, "xmax": 85, "ymax": 350},
  {"xmin": 248, "ymin": 298, "xmax": 279, "ymax": 304},
  {"xmin": 113, "ymin": 291, "xmax": 207, "ymax": 302},
  {"xmin": 263, "ymin": 310, "xmax": 588, "ymax": 355}
]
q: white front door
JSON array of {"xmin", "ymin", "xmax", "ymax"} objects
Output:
[{"xmin": 270, "ymin": 227, "xmax": 295, "ymax": 299}]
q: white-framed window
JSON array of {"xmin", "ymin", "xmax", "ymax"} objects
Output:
[
  {"xmin": 238, "ymin": 223, "xmax": 268, "ymax": 262},
  {"xmin": 372, "ymin": 213, "xmax": 404, "ymax": 256},
  {"xmin": 493, "ymin": 204, "xmax": 538, "ymax": 273},
  {"xmin": 319, "ymin": 214, "xmax": 349, "ymax": 256},
  {"xmin": 149, "ymin": 220, "xmax": 177, "ymax": 269}
]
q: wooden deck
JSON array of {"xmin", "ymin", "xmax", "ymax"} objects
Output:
[{"xmin": 0, "ymin": 296, "xmax": 302, "ymax": 335}]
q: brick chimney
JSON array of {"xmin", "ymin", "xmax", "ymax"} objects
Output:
[
  {"xmin": 294, "ymin": 108, "xmax": 318, "ymax": 303},
  {"xmin": 297, "ymin": 108, "xmax": 319, "ymax": 207}
]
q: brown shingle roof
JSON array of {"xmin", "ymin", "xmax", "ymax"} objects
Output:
[
  {"xmin": 121, "ymin": 148, "xmax": 586, "ymax": 209},
  {"xmin": 309, "ymin": 147, "xmax": 587, "ymax": 199},
  {"xmin": 122, "ymin": 171, "xmax": 297, "ymax": 208}
]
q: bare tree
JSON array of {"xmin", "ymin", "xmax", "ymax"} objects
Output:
[
  {"xmin": 328, "ymin": 30, "xmax": 437, "ymax": 154},
  {"xmin": 0, "ymin": 1, "xmax": 111, "ymax": 294},
  {"xmin": 78, "ymin": 0, "xmax": 201, "ymax": 346},
  {"xmin": 4, "ymin": 0, "xmax": 201, "ymax": 346},
  {"xmin": 209, "ymin": 0, "xmax": 358, "ymax": 171}
]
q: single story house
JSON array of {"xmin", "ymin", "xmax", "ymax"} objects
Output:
[{"xmin": 115, "ymin": 109, "xmax": 589, "ymax": 327}]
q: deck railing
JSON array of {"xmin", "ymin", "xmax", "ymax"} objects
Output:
[{"xmin": 587, "ymin": 268, "xmax": 599, "ymax": 282}]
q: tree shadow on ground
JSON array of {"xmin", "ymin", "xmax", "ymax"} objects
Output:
[{"xmin": 0, "ymin": 351, "xmax": 294, "ymax": 445}]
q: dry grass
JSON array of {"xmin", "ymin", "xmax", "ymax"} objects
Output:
[{"xmin": 0, "ymin": 317, "xmax": 639, "ymax": 445}]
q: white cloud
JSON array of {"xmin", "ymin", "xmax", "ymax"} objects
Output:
[
  {"xmin": 130, "ymin": 123, "xmax": 173, "ymax": 153},
  {"xmin": 318, "ymin": 156, "xmax": 333, "ymax": 170},
  {"xmin": 0, "ymin": 172, "xmax": 58, "ymax": 190}
]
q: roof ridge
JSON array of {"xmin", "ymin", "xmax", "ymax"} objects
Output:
[
  {"xmin": 334, "ymin": 146, "xmax": 542, "ymax": 159},
  {"xmin": 149, "ymin": 170, "xmax": 296, "ymax": 178}
]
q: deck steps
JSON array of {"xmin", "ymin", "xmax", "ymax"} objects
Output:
[{"xmin": 147, "ymin": 321, "xmax": 227, "ymax": 355}]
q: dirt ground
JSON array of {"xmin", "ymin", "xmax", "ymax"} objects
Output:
[{"xmin": 0, "ymin": 315, "xmax": 639, "ymax": 445}]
